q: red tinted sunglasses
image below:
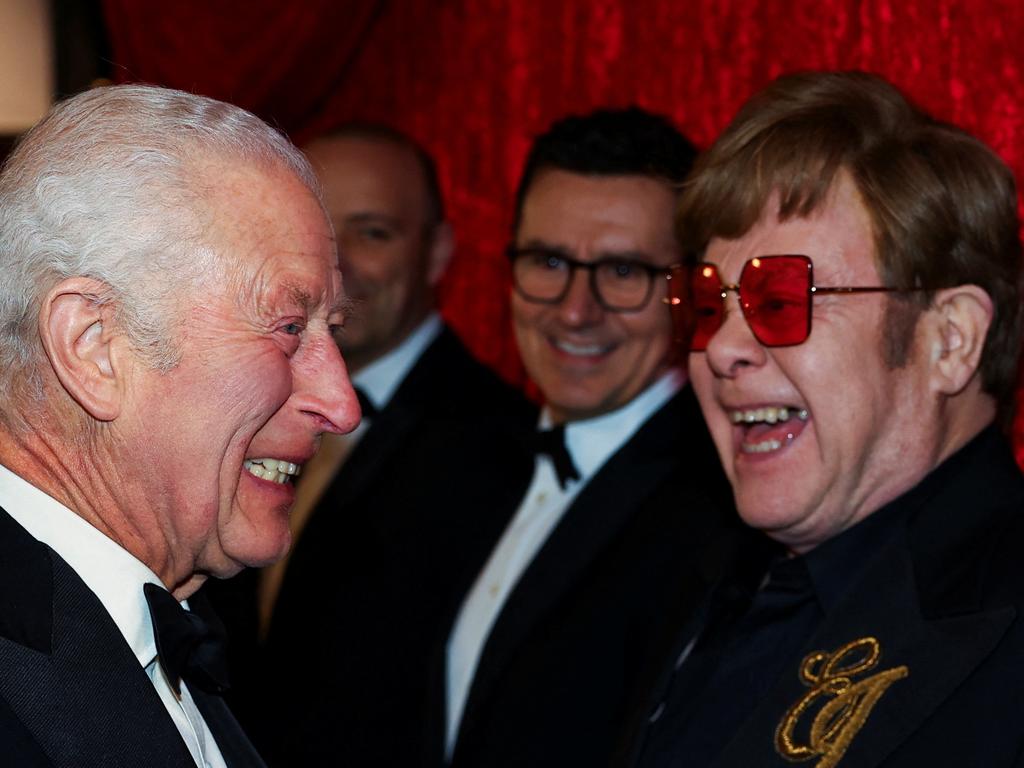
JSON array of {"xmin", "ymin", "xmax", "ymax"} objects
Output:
[{"xmin": 690, "ymin": 254, "xmax": 906, "ymax": 350}]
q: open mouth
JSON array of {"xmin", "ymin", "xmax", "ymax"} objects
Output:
[
  {"xmin": 551, "ymin": 338, "xmax": 614, "ymax": 358},
  {"xmin": 730, "ymin": 406, "xmax": 809, "ymax": 454},
  {"xmin": 243, "ymin": 458, "xmax": 302, "ymax": 484}
]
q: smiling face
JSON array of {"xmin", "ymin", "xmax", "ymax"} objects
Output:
[
  {"xmin": 304, "ymin": 135, "xmax": 443, "ymax": 372},
  {"xmin": 512, "ymin": 170, "xmax": 679, "ymax": 423},
  {"xmin": 689, "ymin": 175, "xmax": 941, "ymax": 553},
  {"xmin": 120, "ymin": 159, "xmax": 360, "ymax": 585}
]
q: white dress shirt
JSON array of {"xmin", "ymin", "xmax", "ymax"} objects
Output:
[
  {"xmin": 353, "ymin": 311, "xmax": 443, "ymax": 414},
  {"xmin": 444, "ymin": 368, "xmax": 685, "ymax": 756},
  {"xmin": 0, "ymin": 463, "xmax": 227, "ymax": 768}
]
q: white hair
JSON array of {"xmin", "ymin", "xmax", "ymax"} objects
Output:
[{"xmin": 0, "ymin": 84, "xmax": 321, "ymax": 427}]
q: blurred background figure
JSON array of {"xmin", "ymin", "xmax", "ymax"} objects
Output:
[
  {"xmin": 259, "ymin": 124, "xmax": 456, "ymax": 632},
  {"xmin": 208, "ymin": 124, "xmax": 535, "ymax": 767},
  {"xmin": 439, "ymin": 107, "xmax": 770, "ymax": 768}
]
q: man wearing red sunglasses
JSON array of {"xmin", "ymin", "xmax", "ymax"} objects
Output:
[{"xmin": 627, "ymin": 72, "xmax": 1024, "ymax": 767}]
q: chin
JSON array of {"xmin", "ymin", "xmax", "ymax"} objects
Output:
[{"xmin": 217, "ymin": 521, "xmax": 293, "ymax": 573}]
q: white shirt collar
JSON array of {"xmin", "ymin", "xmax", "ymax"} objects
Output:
[
  {"xmin": 353, "ymin": 312, "xmax": 443, "ymax": 411},
  {"xmin": 540, "ymin": 367, "xmax": 685, "ymax": 484},
  {"xmin": 0, "ymin": 462, "xmax": 166, "ymax": 668}
]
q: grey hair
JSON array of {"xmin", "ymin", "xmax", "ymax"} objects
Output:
[{"xmin": 0, "ymin": 84, "xmax": 321, "ymax": 428}]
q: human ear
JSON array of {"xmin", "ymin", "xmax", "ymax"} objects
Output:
[
  {"xmin": 926, "ymin": 284, "xmax": 994, "ymax": 396},
  {"xmin": 426, "ymin": 221, "xmax": 454, "ymax": 286},
  {"xmin": 38, "ymin": 277, "xmax": 125, "ymax": 421}
]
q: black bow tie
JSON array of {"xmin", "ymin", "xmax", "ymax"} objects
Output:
[
  {"xmin": 144, "ymin": 583, "xmax": 230, "ymax": 696},
  {"xmin": 355, "ymin": 386, "xmax": 379, "ymax": 420},
  {"xmin": 528, "ymin": 424, "xmax": 581, "ymax": 490}
]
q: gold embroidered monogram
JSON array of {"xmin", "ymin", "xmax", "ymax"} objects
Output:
[{"xmin": 774, "ymin": 637, "xmax": 909, "ymax": 768}]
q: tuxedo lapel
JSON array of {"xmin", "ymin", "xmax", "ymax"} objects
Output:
[
  {"xmin": 326, "ymin": 397, "xmax": 419, "ymax": 515},
  {"xmin": 0, "ymin": 507, "xmax": 194, "ymax": 768},
  {"xmin": 322, "ymin": 328, "xmax": 460, "ymax": 518},
  {"xmin": 192, "ymin": 690, "xmax": 267, "ymax": 768},
  {"xmin": 187, "ymin": 590, "xmax": 267, "ymax": 767},
  {"xmin": 457, "ymin": 391, "xmax": 687, "ymax": 742}
]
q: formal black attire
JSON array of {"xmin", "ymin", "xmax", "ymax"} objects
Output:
[
  {"xmin": 439, "ymin": 383, "xmax": 764, "ymax": 768},
  {"xmin": 629, "ymin": 425, "xmax": 1024, "ymax": 768},
  {"xmin": 0, "ymin": 505, "xmax": 264, "ymax": 768},
  {"xmin": 215, "ymin": 325, "xmax": 536, "ymax": 767}
]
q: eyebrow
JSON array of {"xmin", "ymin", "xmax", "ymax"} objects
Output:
[
  {"xmin": 329, "ymin": 293, "xmax": 358, "ymax": 319},
  {"xmin": 517, "ymin": 238, "xmax": 655, "ymax": 263},
  {"xmin": 284, "ymin": 283, "xmax": 313, "ymax": 310},
  {"xmin": 343, "ymin": 212, "xmax": 403, "ymax": 228}
]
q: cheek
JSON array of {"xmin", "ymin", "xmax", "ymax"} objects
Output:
[
  {"xmin": 688, "ymin": 354, "xmax": 715, "ymax": 410},
  {"xmin": 353, "ymin": 243, "xmax": 414, "ymax": 282},
  {"xmin": 216, "ymin": 348, "xmax": 294, "ymax": 419},
  {"xmin": 620, "ymin": 307, "xmax": 673, "ymax": 363},
  {"xmin": 511, "ymin": 297, "xmax": 546, "ymax": 344},
  {"xmin": 688, "ymin": 357, "xmax": 734, "ymax": 460}
]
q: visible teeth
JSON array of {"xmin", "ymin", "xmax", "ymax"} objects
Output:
[
  {"xmin": 729, "ymin": 406, "xmax": 808, "ymax": 425},
  {"xmin": 244, "ymin": 458, "xmax": 302, "ymax": 484},
  {"xmin": 742, "ymin": 439, "xmax": 783, "ymax": 454},
  {"xmin": 556, "ymin": 340, "xmax": 608, "ymax": 356}
]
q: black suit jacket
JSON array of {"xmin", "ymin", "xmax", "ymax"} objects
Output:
[
  {"xmin": 440, "ymin": 384, "xmax": 760, "ymax": 768},
  {"xmin": 225, "ymin": 325, "xmax": 536, "ymax": 766},
  {"xmin": 630, "ymin": 426, "xmax": 1024, "ymax": 768},
  {"xmin": 0, "ymin": 504, "xmax": 264, "ymax": 768}
]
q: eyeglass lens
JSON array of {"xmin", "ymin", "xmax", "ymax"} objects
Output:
[
  {"xmin": 690, "ymin": 255, "xmax": 813, "ymax": 350},
  {"xmin": 512, "ymin": 250, "xmax": 657, "ymax": 311}
]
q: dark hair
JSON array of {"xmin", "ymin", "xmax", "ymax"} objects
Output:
[
  {"xmin": 313, "ymin": 122, "xmax": 445, "ymax": 225},
  {"xmin": 678, "ymin": 71, "xmax": 1023, "ymax": 423},
  {"xmin": 513, "ymin": 106, "xmax": 697, "ymax": 229}
]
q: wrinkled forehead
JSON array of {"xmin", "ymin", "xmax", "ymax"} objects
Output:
[{"xmin": 189, "ymin": 158, "xmax": 338, "ymax": 303}]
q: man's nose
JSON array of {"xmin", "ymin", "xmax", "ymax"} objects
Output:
[
  {"xmin": 703, "ymin": 292, "xmax": 767, "ymax": 378},
  {"xmin": 296, "ymin": 332, "xmax": 361, "ymax": 435},
  {"xmin": 556, "ymin": 268, "xmax": 604, "ymax": 327}
]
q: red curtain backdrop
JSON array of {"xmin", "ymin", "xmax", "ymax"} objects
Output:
[{"xmin": 102, "ymin": 0, "xmax": 1024, "ymax": 458}]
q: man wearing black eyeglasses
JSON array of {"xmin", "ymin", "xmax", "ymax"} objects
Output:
[
  {"xmin": 440, "ymin": 108, "xmax": 767, "ymax": 768},
  {"xmin": 627, "ymin": 72, "xmax": 1024, "ymax": 768}
]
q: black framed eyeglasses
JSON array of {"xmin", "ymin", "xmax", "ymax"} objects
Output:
[
  {"xmin": 690, "ymin": 254, "xmax": 918, "ymax": 350},
  {"xmin": 507, "ymin": 246, "xmax": 681, "ymax": 312}
]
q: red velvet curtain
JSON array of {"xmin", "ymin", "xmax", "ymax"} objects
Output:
[{"xmin": 102, "ymin": 0, "xmax": 1024, "ymax": 457}]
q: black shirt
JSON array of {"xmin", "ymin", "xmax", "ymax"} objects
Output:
[{"xmin": 635, "ymin": 482, "xmax": 915, "ymax": 768}]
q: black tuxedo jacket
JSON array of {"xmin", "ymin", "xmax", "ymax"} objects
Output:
[
  {"xmin": 0, "ymin": 504, "xmax": 264, "ymax": 768},
  {"xmin": 629, "ymin": 426, "xmax": 1024, "ymax": 768},
  {"xmin": 222, "ymin": 325, "xmax": 536, "ymax": 766},
  {"xmin": 439, "ymin": 384, "xmax": 759, "ymax": 768}
]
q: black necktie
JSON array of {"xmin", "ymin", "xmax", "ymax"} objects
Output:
[
  {"xmin": 144, "ymin": 582, "xmax": 230, "ymax": 696},
  {"xmin": 529, "ymin": 424, "xmax": 581, "ymax": 489},
  {"xmin": 355, "ymin": 386, "xmax": 378, "ymax": 420}
]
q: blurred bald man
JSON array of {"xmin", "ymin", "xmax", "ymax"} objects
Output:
[{"xmin": 211, "ymin": 125, "xmax": 535, "ymax": 767}]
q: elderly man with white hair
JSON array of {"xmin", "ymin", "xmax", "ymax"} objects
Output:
[{"xmin": 0, "ymin": 84, "xmax": 359, "ymax": 767}]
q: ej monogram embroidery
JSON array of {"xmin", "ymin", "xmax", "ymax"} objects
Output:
[{"xmin": 774, "ymin": 636, "xmax": 909, "ymax": 768}]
